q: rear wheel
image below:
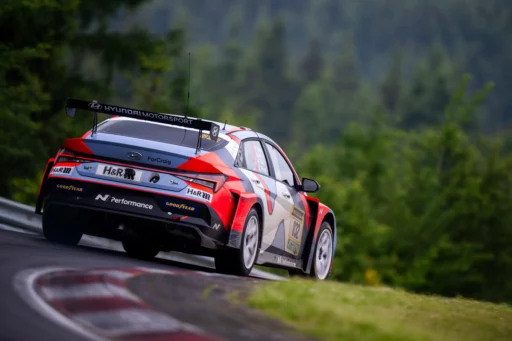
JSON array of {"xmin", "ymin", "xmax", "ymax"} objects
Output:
[
  {"xmin": 215, "ymin": 208, "xmax": 260, "ymax": 276},
  {"xmin": 122, "ymin": 238, "xmax": 160, "ymax": 260},
  {"xmin": 42, "ymin": 206, "xmax": 83, "ymax": 245}
]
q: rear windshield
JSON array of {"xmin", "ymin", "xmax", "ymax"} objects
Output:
[{"xmin": 97, "ymin": 119, "xmax": 227, "ymax": 151}]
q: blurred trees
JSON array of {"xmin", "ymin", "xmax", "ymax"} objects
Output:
[
  {"xmin": 1, "ymin": 0, "xmax": 512, "ymax": 304},
  {"xmin": 0, "ymin": 0, "xmax": 188, "ymax": 201}
]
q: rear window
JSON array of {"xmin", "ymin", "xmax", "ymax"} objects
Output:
[{"xmin": 97, "ymin": 119, "xmax": 227, "ymax": 151}]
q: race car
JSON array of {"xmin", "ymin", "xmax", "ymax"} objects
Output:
[{"xmin": 35, "ymin": 98, "xmax": 337, "ymax": 280}]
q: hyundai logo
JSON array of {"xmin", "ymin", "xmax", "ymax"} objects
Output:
[
  {"xmin": 127, "ymin": 151, "xmax": 142, "ymax": 160},
  {"xmin": 88, "ymin": 102, "xmax": 103, "ymax": 110}
]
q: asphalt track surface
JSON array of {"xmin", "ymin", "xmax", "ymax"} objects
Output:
[{"xmin": 0, "ymin": 228, "xmax": 316, "ymax": 341}]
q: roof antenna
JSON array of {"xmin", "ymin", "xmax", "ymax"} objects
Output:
[
  {"xmin": 184, "ymin": 52, "xmax": 191, "ymax": 118},
  {"xmin": 223, "ymin": 120, "xmax": 227, "ymax": 130}
]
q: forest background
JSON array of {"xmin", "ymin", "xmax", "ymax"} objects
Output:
[{"xmin": 2, "ymin": 0, "xmax": 512, "ymax": 304}]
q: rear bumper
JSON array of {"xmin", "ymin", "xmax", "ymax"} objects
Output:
[{"xmin": 40, "ymin": 178, "xmax": 229, "ymax": 250}]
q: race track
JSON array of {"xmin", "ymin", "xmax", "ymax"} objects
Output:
[{"xmin": 0, "ymin": 228, "xmax": 315, "ymax": 341}]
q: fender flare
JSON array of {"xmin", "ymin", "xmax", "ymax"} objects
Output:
[
  {"xmin": 35, "ymin": 158, "xmax": 55, "ymax": 215},
  {"xmin": 226, "ymin": 190, "xmax": 262, "ymax": 249},
  {"xmin": 302, "ymin": 197, "xmax": 337, "ymax": 275}
]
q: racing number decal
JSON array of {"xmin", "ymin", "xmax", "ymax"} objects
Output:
[
  {"xmin": 286, "ymin": 206, "xmax": 305, "ymax": 256},
  {"xmin": 291, "ymin": 220, "xmax": 300, "ymax": 239}
]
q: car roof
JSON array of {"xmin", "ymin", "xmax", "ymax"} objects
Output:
[
  {"xmin": 103, "ymin": 116, "xmax": 246, "ymax": 134},
  {"xmin": 100, "ymin": 116, "xmax": 280, "ymax": 146}
]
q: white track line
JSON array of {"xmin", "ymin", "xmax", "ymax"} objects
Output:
[
  {"xmin": 13, "ymin": 267, "xmax": 108, "ymax": 341},
  {"xmin": 71, "ymin": 308, "xmax": 200, "ymax": 337},
  {"xmin": 86, "ymin": 269, "xmax": 139, "ymax": 280},
  {"xmin": 40, "ymin": 282, "xmax": 141, "ymax": 302}
]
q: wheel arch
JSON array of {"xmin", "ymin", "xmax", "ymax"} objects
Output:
[
  {"xmin": 322, "ymin": 211, "xmax": 337, "ymax": 251},
  {"xmin": 303, "ymin": 201, "xmax": 337, "ymax": 275},
  {"xmin": 226, "ymin": 190, "xmax": 263, "ymax": 249},
  {"xmin": 251, "ymin": 201, "xmax": 264, "ymax": 235}
]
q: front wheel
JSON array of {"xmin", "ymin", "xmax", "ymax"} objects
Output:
[
  {"xmin": 215, "ymin": 208, "xmax": 260, "ymax": 276},
  {"xmin": 311, "ymin": 222, "xmax": 334, "ymax": 280}
]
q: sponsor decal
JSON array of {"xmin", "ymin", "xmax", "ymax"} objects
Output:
[
  {"xmin": 277, "ymin": 256, "xmax": 297, "ymax": 268},
  {"xmin": 212, "ymin": 126, "xmax": 219, "ymax": 138},
  {"xmin": 103, "ymin": 105, "xmax": 193, "ymax": 125},
  {"xmin": 88, "ymin": 102, "xmax": 102, "ymax": 110},
  {"xmin": 291, "ymin": 206, "xmax": 305, "ymax": 222},
  {"xmin": 200, "ymin": 132, "xmax": 222, "ymax": 143},
  {"xmin": 211, "ymin": 223, "xmax": 221, "ymax": 230},
  {"xmin": 147, "ymin": 156, "xmax": 172, "ymax": 166},
  {"xmin": 55, "ymin": 184, "xmax": 84, "ymax": 192},
  {"xmin": 286, "ymin": 239, "xmax": 300, "ymax": 255},
  {"xmin": 96, "ymin": 164, "xmax": 142, "ymax": 182},
  {"xmin": 127, "ymin": 151, "xmax": 142, "ymax": 160},
  {"xmin": 50, "ymin": 166, "xmax": 73, "ymax": 175},
  {"xmin": 95, "ymin": 194, "xmax": 110, "ymax": 201},
  {"xmin": 164, "ymin": 201, "xmax": 197, "ymax": 212},
  {"xmin": 287, "ymin": 205, "xmax": 305, "ymax": 254},
  {"xmin": 186, "ymin": 187, "xmax": 212, "ymax": 202},
  {"xmin": 291, "ymin": 220, "xmax": 301, "ymax": 240},
  {"xmin": 124, "ymin": 168, "xmax": 136, "ymax": 180},
  {"xmin": 169, "ymin": 179, "xmax": 178, "ymax": 185},
  {"xmin": 95, "ymin": 194, "xmax": 153, "ymax": 210}
]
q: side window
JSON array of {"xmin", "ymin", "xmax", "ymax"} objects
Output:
[
  {"xmin": 265, "ymin": 143, "xmax": 295, "ymax": 186},
  {"xmin": 242, "ymin": 140, "xmax": 270, "ymax": 176}
]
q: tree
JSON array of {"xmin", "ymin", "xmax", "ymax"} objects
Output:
[
  {"xmin": 379, "ymin": 47, "xmax": 404, "ymax": 115},
  {"xmin": 0, "ymin": 0, "xmax": 79, "ymax": 199},
  {"xmin": 238, "ymin": 16, "xmax": 297, "ymax": 142},
  {"xmin": 298, "ymin": 37, "xmax": 324, "ymax": 85},
  {"xmin": 400, "ymin": 45, "xmax": 460, "ymax": 129},
  {"xmin": 0, "ymin": 0, "xmax": 164, "ymax": 202}
]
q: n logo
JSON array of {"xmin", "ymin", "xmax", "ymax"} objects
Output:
[
  {"xmin": 95, "ymin": 194, "xmax": 110, "ymax": 201},
  {"xmin": 212, "ymin": 223, "xmax": 221, "ymax": 230}
]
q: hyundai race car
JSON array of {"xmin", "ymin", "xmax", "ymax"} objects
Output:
[{"xmin": 35, "ymin": 98, "xmax": 337, "ymax": 279}]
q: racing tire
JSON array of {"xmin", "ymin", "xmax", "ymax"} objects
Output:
[
  {"xmin": 122, "ymin": 239, "xmax": 160, "ymax": 260},
  {"xmin": 310, "ymin": 221, "xmax": 334, "ymax": 280},
  {"xmin": 42, "ymin": 206, "xmax": 83, "ymax": 245},
  {"xmin": 215, "ymin": 208, "xmax": 260, "ymax": 276}
]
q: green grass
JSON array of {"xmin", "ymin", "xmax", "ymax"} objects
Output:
[
  {"xmin": 254, "ymin": 265, "xmax": 290, "ymax": 277},
  {"xmin": 247, "ymin": 279, "xmax": 512, "ymax": 341}
]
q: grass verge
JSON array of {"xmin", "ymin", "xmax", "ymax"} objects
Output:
[
  {"xmin": 254, "ymin": 265, "xmax": 289, "ymax": 277},
  {"xmin": 247, "ymin": 279, "xmax": 512, "ymax": 341}
]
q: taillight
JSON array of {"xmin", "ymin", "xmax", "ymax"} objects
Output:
[
  {"xmin": 175, "ymin": 173, "xmax": 228, "ymax": 192},
  {"xmin": 56, "ymin": 148, "xmax": 87, "ymax": 163}
]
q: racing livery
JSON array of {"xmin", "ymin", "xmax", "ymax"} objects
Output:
[{"xmin": 36, "ymin": 99, "xmax": 337, "ymax": 279}]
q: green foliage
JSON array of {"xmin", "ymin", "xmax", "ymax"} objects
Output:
[
  {"xmin": 0, "ymin": 0, "xmax": 79, "ymax": 197},
  {"xmin": 298, "ymin": 78, "xmax": 512, "ymax": 303}
]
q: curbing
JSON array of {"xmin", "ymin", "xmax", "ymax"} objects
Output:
[{"xmin": 0, "ymin": 196, "xmax": 284, "ymax": 280}]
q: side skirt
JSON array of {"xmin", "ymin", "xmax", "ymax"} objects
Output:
[{"xmin": 256, "ymin": 249, "xmax": 304, "ymax": 271}]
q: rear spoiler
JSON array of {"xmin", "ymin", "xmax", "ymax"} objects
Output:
[{"xmin": 65, "ymin": 98, "xmax": 220, "ymax": 153}]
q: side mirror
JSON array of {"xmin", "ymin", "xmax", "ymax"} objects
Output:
[{"xmin": 300, "ymin": 178, "xmax": 320, "ymax": 193}]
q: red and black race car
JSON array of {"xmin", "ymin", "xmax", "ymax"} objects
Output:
[{"xmin": 36, "ymin": 99, "xmax": 337, "ymax": 279}]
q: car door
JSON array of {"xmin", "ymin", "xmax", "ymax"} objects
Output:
[
  {"xmin": 237, "ymin": 140, "xmax": 288, "ymax": 253},
  {"xmin": 264, "ymin": 142, "xmax": 309, "ymax": 258}
]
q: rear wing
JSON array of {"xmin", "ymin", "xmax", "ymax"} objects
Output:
[{"xmin": 65, "ymin": 98, "xmax": 220, "ymax": 153}]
